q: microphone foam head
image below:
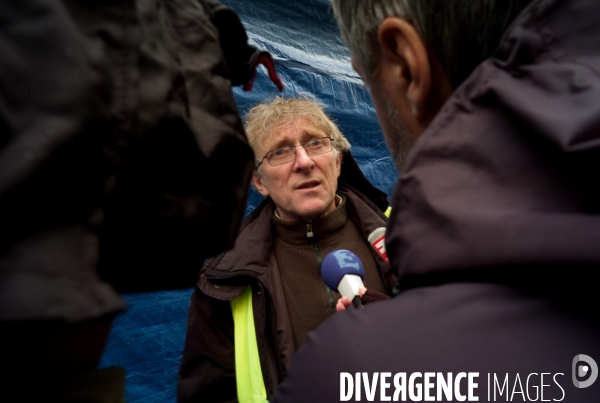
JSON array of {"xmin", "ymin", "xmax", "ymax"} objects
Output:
[{"xmin": 320, "ymin": 249, "xmax": 365, "ymax": 292}]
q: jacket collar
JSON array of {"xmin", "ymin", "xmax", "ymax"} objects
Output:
[
  {"xmin": 199, "ymin": 185, "xmax": 392, "ymax": 298},
  {"xmin": 272, "ymin": 195, "xmax": 348, "ymax": 245}
]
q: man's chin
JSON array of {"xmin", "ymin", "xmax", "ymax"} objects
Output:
[{"xmin": 295, "ymin": 204, "xmax": 332, "ymax": 221}]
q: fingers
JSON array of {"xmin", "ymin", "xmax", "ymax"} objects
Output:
[{"xmin": 336, "ymin": 296, "xmax": 352, "ymax": 312}]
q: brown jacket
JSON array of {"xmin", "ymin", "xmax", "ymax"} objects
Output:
[{"xmin": 178, "ymin": 181, "xmax": 396, "ymax": 403}]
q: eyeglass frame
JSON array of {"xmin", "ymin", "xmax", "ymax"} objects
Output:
[{"xmin": 255, "ymin": 136, "xmax": 336, "ymax": 168}]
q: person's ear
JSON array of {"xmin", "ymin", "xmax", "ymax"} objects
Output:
[
  {"xmin": 251, "ymin": 171, "xmax": 270, "ymax": 197},
  {"xmin": 377, "ymin": 17, "xmax": 431, "ymax": 122}
]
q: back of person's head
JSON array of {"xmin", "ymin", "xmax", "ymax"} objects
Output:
[
  {"xmin": 245, "ymin": 96, "xmax": 351, "ymax": 162},
  {"xmin": 332, "ymin": 0, "xmax": 534, "ymax": 89}
]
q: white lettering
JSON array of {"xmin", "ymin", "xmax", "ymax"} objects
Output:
[
  {"xmin": 341, "ymin": 373, "xmax": 353, "ymax": 401},
  {"xmin": 424, "ymin": 373, "xmax": 435, "ymax": 401},
  {"xmin": 363, "ymin": 372, "xmax": 379, "ymax": 401},
  {"xmin": 553, "ymin": 373, "xmax": 565, "ymax": 402},
  {"xmin": 468, "ymin": 373, "xmax": 479, "ymax": 401},
  {"xmin": 455, "ymin": 373, "xmax": 466, "ymax": 402},
  {"xmin": 339, "ymin": 371, "xmax": 498, "ymax": 402},
  {"xmin": 494, "ymin": 374, "xmax": 509, "ymax": 401},
  {"xmin": 526, "ymin": 373, "xmax": 539, "ymax": 401},
  {"xmin": 409, "ymin": 373, "xmax": 423, "ymax": 401},
  {"xmin": 380, "ymin": 373, "xmax": 391, "ymax": 401},
  {"xmin": 437, "ymin": 373, "xmax": 452, "ymax": 401},
  {"xmin": 393, "ymin": 373, "xmax": 406, "ymax": 401},
  {"xmin": 510, "ymin": 373, "xmax": 525, "ymax": 401},
  {"xmin": 541, "ymin": 373, "xmax": 550, "ymax": 401}
]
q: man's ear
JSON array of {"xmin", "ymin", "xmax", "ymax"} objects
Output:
[
  {"xmin": 377, "ymin": 17, "xmax": 431, "ymax": 121},
  {"xmin": 251, "ymin": 171, "xmax": 270, "ymax": 197}
]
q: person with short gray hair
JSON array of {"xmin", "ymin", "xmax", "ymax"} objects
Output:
[
  {"xmin": 178, "ymin": 96, "xmax": 396, "ymax": 402},
  {"xmin": 333, "ymin": 0, "xmax": 532, "ymax": 90},
  {"xmin": 332, "ymin": 0, "xmax": 533, "ymax": 169},
  {"xmin": 271, "ymin": 0, "xmax": 600, "ymax": 401}
]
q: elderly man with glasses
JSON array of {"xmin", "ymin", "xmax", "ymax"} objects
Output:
[{"xmin": 178, "ymin": 96, "xmax": 397, "ymax": 403}]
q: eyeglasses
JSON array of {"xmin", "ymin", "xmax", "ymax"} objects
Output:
[{"xmin": 256, "ymin": 137, "xmax": 335, "ymax": 168}]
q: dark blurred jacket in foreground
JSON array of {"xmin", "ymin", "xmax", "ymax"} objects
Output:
[
  {"xmin": 0, "ymin": 0, "xmax": 273, "ymax": 399},
  {"xmin": 272, "ymin": 0, "xmax": 600, "ymax": 401}
]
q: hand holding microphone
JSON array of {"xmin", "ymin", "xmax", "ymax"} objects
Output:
[{"xmin": 321, "ymin": 249, "xmax": 390, "ymax": 312}]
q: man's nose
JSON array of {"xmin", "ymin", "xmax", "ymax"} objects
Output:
[{"xmin": 292, "ymin": 146, "xmax": 314, "ymax": 171}]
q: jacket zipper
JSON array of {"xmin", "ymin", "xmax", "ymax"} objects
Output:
[
  {"xmin": 309, "ymin": 230, "xmax": 336, "ymax": 309},
  {"xmin": 306, "ymin": 222, "xmax": 314, "ymax": 238}
]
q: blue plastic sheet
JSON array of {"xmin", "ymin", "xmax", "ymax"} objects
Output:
[{"xmin": 100, "ymin": 1, "xmax": 398, "ymax": 401}]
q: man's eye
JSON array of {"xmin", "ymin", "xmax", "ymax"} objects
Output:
[
  {"xmin": 272, "ymin": 148, "xmax": 287, "ymax": 157},
  {"xmin": 307, "ymin": 139, "xmax": 323, "ymax": 147}
]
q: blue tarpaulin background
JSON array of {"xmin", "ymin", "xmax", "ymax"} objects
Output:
[{"xmin": 99, "ymin": 0, "xmax": 398, "ymax": 401}]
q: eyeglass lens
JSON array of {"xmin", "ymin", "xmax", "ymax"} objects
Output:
[{"xmin": 267, "ymin": 137, "xmax": 333, "ymax": 166}]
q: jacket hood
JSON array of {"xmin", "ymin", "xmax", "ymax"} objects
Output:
[
  {"xmin": 339, "ymin": 150, "xmax": 390, "ymax": 213},
  {"xmin": 387, "ymin": 0, "xmax": 600, "ymax": 284}
]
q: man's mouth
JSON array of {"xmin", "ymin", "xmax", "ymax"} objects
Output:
[{"xmin": 296, "ymin": 180, "xmax": 320, "ymax": 190}]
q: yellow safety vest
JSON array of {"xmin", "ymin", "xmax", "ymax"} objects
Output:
[{"xmin": 230, "ymin": 286, "xmax": 268, "ymax": 403}]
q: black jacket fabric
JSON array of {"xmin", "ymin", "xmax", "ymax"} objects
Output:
[
  {"xmin": 178, "ymin": 163, "xmax": 396, "ymax": 402},
  {"xmin": 0, "ymin": 0, "xmax": 259, "ymax": 322},
  {"xmin": 272, "ymin": 0, "xmax": 600, "ymax": 401}
]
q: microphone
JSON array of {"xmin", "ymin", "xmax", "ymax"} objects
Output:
[
  {"xmin": 368, "ymin": 227, "xmax": 389, "ymax": 264},
  {"xmin": 321, "ymin": 250, "xmax": 365, "ymax": 309}
]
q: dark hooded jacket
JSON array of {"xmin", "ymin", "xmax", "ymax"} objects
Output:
[
  {"xmin": 1, "ymin": 0, "xmax": 272, "ymax": 397},
  {"xmin": 272, "ymin": 0, "xmax": 600, "ymax": 401},
  {"xmin": 178, "ymin": 153, "xmax": 395, "ymax": 403},
  {"xmin": 0, "ymin": 0, "xmax": 265, "ymax": 322}
]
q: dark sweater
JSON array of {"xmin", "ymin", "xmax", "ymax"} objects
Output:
[{"xmin": 272, "ymin": 195, "xmax": 387, "ymax": 349}]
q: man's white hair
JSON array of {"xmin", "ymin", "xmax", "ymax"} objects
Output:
[{"xmin": 245, "ymin": 96, "xmax": 351, "ymax": 172}]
